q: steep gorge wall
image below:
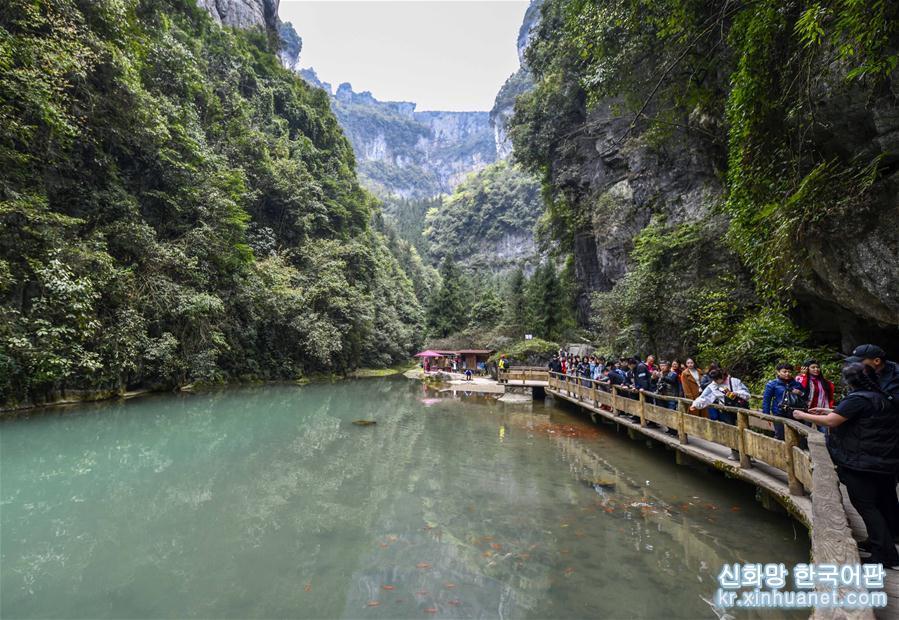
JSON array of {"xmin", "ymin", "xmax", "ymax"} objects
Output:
[
  {"xmin": 297, "ymin": 72, "xmax": 496, "ymax": 199},
  {"xmin": 509, "ymin": 0, "xmax": 899, "ymax": 361},
  {"xmin": 197, "ymin": 0, "xmax": 279, "ymax": 32}
]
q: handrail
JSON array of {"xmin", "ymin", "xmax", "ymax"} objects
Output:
[
  {"xmin": 539, "ymin": 370, "xmax": 869, "ymax": 619},
  {"xmin": 545, "ymin": 371, "xmax": 813, "ymax": 496}
]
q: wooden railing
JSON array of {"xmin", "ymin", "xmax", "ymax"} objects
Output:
[
  {"xmin": 544, "ymin": 371, "xmax": 871, "ymax": 620},
  {"xmin": 497, "ymin": 367, "xmax": 550, "ymax": 383},
  {"xmin": 547, "ymin": 372, "xmax": 813, "ymax": 493}
]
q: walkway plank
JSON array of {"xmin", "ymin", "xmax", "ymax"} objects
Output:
[{"xmin": 545, "ymin": 379, "xmax": 893, "ymax": 620}]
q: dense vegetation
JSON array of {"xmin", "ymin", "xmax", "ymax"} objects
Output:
[
  {"xmin": 509, "ymin": 0, "xmax": 898, "ymax": 381},
  {"xmin": 0, "ymin": 0, "xmax": 425, "ymax": 406},
  {"xmin": 424, "ymin": 161, "xmax": 543, "ymax": 269}
]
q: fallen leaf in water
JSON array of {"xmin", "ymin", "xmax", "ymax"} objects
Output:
[
  {"xmin": 574, "ymin": 529, "xmax": 586, "ymax": 538},
  {"xmin": 387, "ymin": 535, "xmax": 398, "ymax": 542},
  {"xmin": 560, "ymin": 523, "xmax": 569, "ymax": 528},
  {"xmin": 304, "ymin": 583, "xmax": 312, "ymax": 593},
  {"xmin": 730, "ymin": 506, "xmax": 741, "ymax": 512},
  {"xmin": 378, "ymin": 543, "xmax": 389, "ymax": 548},
  {"xmin": 367, "ymin": 601, "xmax": 381, "ymax": 607},
  {"xmin": 448, "ymin": 599, "xmax": 461, "ymax": 607},
  {"xmin": 517, "ymin": 553, "xmax": 530, "ymax": 560},
  {"xmin": 416, "ymin": 590, "xmax": 429, "ymax": 596},
  {"xmin": 481, "ymin": 536, "xmax": 494, "ymax": 543},
  {"xmin": 424, "ymin": 607, "xmax": 438, "ymax": 614},
  {"xmin": 560, "ymin": 549, "xmax": 571, "ymax": 555},
  {"xmin": 490, "ymin": 543, "xmax": 502, "ymax": 550},
  {"xmin": 445, "ymin": 582, "xmax": 456, "ymax": 589},
  {"xmin": 482, "ymin": 550, "xmax": 494, "ymax": 558},
  {"xmin": 416, "ymin": 562, "xmax": 432, "ymax": 569},
  {"xmin": 382, "ymin": 585, "xmax": 396, "ymax": 591},
  {"xmin": 564, "ymin": 567, "xmax": 576, "ymax": 576}
]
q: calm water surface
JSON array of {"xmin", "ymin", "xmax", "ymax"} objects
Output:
[{"xmin": 1, "ymin": 378, "xmax": 808, "ymax": 618}]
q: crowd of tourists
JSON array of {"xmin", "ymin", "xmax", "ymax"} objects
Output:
[{"xmin": 547, "ymin": 344, "xmax": 899, "ymax": 568}]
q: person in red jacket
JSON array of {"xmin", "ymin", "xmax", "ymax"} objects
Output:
[{"xmin": 797, "ymin": 359, "xmax": 835, "ymax": 409}]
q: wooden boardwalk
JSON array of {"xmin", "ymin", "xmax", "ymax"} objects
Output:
[
  {"xmin": 498, "ymin": 367, "xmax": 549, "ymax": 387},
  {"xmin": 527, "ymin": 369, "xmax": 895, "ymax": 620}
]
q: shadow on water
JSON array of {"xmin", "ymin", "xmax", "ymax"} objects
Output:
[{"xmin": 1, "ymin": 377, "xmax": 807, "ymax": 619}]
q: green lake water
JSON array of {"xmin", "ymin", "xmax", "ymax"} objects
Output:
[{"xmin": 0, "ymin": 378, "xmax": 808, "ymax": 618}]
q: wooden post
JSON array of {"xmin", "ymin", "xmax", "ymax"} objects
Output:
[
  {"xmin": 784, "ymin": 424, "xmax": 804, "ymax": 496},
  {"xmin": 638, "ymin": 390, "xmax": 646, "ymax": 427},
  {"xmin": 611, "ymin": 385, "xmax": 618, "ymax": 414},
  {"xmin": 737, "ymin": 411, "xmax": 751, "ymax": 469},
  {"xmin": 677, "ymin": 400, "xmax": 688, "ymax": 445}
]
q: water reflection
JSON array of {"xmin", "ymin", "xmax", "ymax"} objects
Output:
[{"xmin": 1, "ymin": 379, "xmax": 807, "ymax": 618}]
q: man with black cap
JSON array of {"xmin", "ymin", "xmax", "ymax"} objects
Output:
[{"xmin": 846, "ymin": 344, "xmax": 899, "ymax": 411}]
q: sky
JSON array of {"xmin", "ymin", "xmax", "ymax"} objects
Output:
[{"xmin": 278, "ymin": 1, "xmax": 530, "ymax": 111}]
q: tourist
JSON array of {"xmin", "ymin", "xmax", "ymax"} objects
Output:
[
  {"xmin": 762, "ymin": 363, "xmax": 805, "ymax": 441},
  {"xmin": 465, "ymin": 368, "xmax": 473, "ymax": 381},
  {"xmin": 793, "ymin": 363, "xmax": 899, "ymax": 568},
  {"xmin": 653, "ymin": 360, "xmax": 681, "ymax": 410},
  {"xmin": 592, "ymin": 357, "xmax": 604, "ymax": 381},
  {"xmin": 631, "ymin": 357, "xmax": 651, "ymax": 391},
  {"xmin": 701, "ymin": 362, "xmax": 720, "ymax": 419},
  {"xmin": 846, "ymin": 344, "xmax": 899, "ymax": 410},
  {"xmin": 578, "ymin": 357, "xmax": 591, "ymax": 385},
  {"xmin": 548, "ymin": 355, "xmax": 562, "ymax": 375},
  {"xmin": 689, "ymin": 368, "xmax": 750, "ymax": 460},
  {"xmin": 670, "ymin": 360, "xmax": 682, "ymax": 376},
  {"xmin": 797, "ymin": 359, "xmax": 835, "ymax": 411},
  {"xmin": 608, "ymin": 363, "xmax": 625, "ymax": 387},
  {"xmin": 680, "ymin": 358, "xmax": 705, "ymax": 417},
  {"xmin": 646, "ymin": 355, "xmax": 657, "ymax": 373}
]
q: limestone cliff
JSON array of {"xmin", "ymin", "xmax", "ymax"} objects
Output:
[
  {"xmin": 277, "ymin": 21, "xmax": 302, "ymax": 70},
  {"xmin": 509, "ymin": 0, "xmax": 899, "ymax": 358},
  {"xmin": 490, "ymin": 0, "xmax": 542, "ymax": 159},
  {"xmin": 197, "ymin": 0, "xmax": 279, "ymax": 32},
  {"xmin": 298, "ymin": 74, "xmax": 496, "ymax": 198}
]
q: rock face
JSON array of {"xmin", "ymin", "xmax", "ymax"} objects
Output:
[
  {"xmin": 277, "ymin": 21, "xmax": 302, "ymax": 70},
  {"xmin": 788, "ymin": 79, "xmax": 899, "ymax": 350},
  {"xmin": 300, "ymin": 77, "xmax": 496, "ymax": 198},
  {"xmin": 567, "ymin": 102, "xmax": 727, "ymax": 319},
  {"xmin": 490, "ymin": 0, "xmax": 542, "ymax": 159},
  {"xmin": 544, "ymin": 77, "xmax": 899, "ymax": 350},
  {"xmin": 197, "ymin": 0, "xmax": 279, "ymax": 32}
]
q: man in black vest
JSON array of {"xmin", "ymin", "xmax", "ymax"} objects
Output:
[{"xmin": 846, "ymin": 344, "xmax": 899, "ymax": 411}]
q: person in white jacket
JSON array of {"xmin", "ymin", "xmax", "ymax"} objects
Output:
[{"xmin": 690, "ymin": 368, "xmax": 751, "ymax": 460}]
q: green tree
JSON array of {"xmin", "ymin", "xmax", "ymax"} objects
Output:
[
  {"xmin": 427, "ymin": 257, "xmax": 467, "ymax": 338},
  {"xmin": 0, "ymin": 0, "xmax": 425, "ymax": 405},
  {"xmin": 504, "ymin": 267, "xmax": 530, "ymax": 331},
  {"xmin": 528, "ymin": 262, "xmax": 564, "ymax": 341},
  {"xmin": 469, "ymin": 285, "xmax": 503, "ymax": 329}
]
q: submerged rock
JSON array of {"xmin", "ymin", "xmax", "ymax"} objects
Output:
[{"xmin": 352, "ymin": 420, "xmax": 377, "ymax": 426}]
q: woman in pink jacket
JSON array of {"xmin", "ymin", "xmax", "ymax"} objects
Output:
[{"xmin": 797, "ymin": 359, "xmax": 835, "ymax": 409}]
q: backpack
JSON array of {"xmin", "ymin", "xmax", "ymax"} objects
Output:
[{"xmin": 779, "ymin": 389, "xmax": 808, "ymax": 417}]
